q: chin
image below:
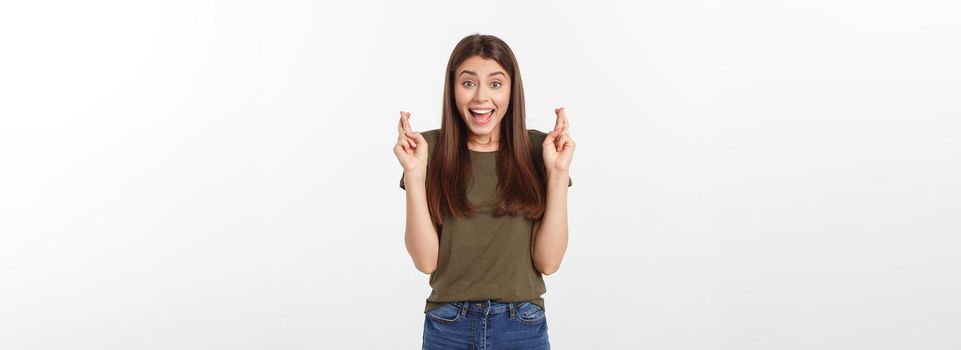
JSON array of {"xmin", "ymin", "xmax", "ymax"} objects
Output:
[{"xmin": 465, "ymin": 119, "xmax": 501, "ymax": 136}]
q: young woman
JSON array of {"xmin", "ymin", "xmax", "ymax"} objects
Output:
[{"xmin": 393, "ymin": 34, "xmax": 575, "ymax": 350}]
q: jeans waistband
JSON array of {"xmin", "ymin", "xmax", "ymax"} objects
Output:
[{"xmin": 450, "ymin": 300, "xmax": 530, "ymax": 315}]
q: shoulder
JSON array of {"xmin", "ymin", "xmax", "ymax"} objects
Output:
[
  {"xmin": 420, "ymin": 129, "xmax": 440, "ymax": 146},
  {"xmin": 527, "ymin": 129, "xmax": 547, "ymax": 136},
  {"xmin": 527, "ymin": 129, "xmax": 549, "ymax": 145}
]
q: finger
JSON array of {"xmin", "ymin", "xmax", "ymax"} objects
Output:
[
  {"xmin": 407, "ymin": 130, "xmax": 423, "ymax": 142},
  {"xmin": 399, "ymin": 112, "xmax": 415, "ymax": 142},
  {"xmin": 408, "ymin": 132, "xmax": 427, "ymax": 150},
  {"xmin": 397, "ymin": 135, "xmax": 409, "ymax": 152},
  {"xmin": 553, "ymin": 110, "xmax": 562, "ymax": 132},
  {"xmin": 403, "ymin": 112, "xmax": 414, "ymax": 134},
  {"xmin": 404, "ymin": 130, "xmax": 417, "ymax": 148},
  {"xmin": 404, "ymin": 129, "xmax": 420, "ymax": 147},
  {"xmin": 559, "ymin": 135, "xmax": 574, "ymax": 152},
  {"xmin": 558, "ymin": 134, "xmax": 575, "ymax": 151},
  {"xmin": 543, "ymin": 127, "xmax": 558, "ymax": 145},
  {"xmin": 549, "ymin": 120, "xmax": 564, "ymax": 140},
  {"xmin": 549, "ymin": 123, "xmax": 566, "ymax": 142},
  {"xmin": 401, "ymin": 112, "xmax": 417, "ymax": 148},
  {"xmin": 396, "ymin": 141, "xmax": 413, "ymax": 155},
  {"xmin": 558, "ymin": 107, "xmax": 570, "ymax": 136}
]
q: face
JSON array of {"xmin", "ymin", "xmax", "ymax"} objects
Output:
[{"xmin": 453, "ymin": 56, "xmax": 511, "ymax": 141}]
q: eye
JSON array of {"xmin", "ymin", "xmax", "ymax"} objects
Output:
[
  {"xmin": 491, "ymin": 81, "xmax": 502, "ymax": 88},
  {"xmin": 462, "ymin": 80, "xmax": 476, "ymax": 88}
]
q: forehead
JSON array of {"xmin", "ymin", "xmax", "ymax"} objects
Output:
[{"xmin": 456, "ymin": 56, "xmax": 509, "ymax": 78}]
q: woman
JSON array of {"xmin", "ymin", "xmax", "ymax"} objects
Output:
[{"xmin": 393, "ymin": 34, "xmax": 575, "ymax": 350}]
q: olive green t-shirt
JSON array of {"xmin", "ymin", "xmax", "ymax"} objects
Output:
[{"xmin": 400, "ymin": 128, "xmax": 572, "ymax": 314}]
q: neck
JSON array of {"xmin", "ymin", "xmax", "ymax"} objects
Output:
[
  {"xmin": 467, "ymin": 125, "xmax": 501, "ymax": 151},
  {"xmin": 468, "ymin": 134, "xmax": 499, "ymax": 145},
  {"xmin": 467, "ymin": 135, "xmax": 500, "ymax": 152}
]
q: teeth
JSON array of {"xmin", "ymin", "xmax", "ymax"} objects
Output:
[{"xmin": 470, "ymin": 108, "xmax": 493, "ymax": 114}]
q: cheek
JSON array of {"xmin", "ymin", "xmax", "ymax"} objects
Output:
[
  {"xmin": 453, "ymin": 87, "xmax": 470, "ymax": 109},
  {"xmin": 495, "ymin": 89, "xmax": 511, "ymax": 112}
]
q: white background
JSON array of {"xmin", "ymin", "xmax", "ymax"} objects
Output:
[{"xmin": 2, "ymin": 0, "xmax": 960, "ymax": 349}]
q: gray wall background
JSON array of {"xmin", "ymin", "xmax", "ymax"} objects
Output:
[{"xmin": 1, "ymin": 0, "xmax": 959, "ymax": 349}]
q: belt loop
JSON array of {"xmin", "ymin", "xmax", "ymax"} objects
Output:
[
  {"xmin": 509, "ymin": 302, "xmax": 516, "ymax": 318},
  {"xmin": 460, "ymin": 301, "xmax": 468, "ymax": 317}
]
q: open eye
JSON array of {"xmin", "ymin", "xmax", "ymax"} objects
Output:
[
  {"xmin": 462, "ymin": 80, "xmax": 476, "ymax": 88},
  {"xmin": 491, "ymin": 81, "xmax": 502, "ymax": 88}
]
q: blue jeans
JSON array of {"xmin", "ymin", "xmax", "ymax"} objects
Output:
[{"xmin": 422, "ymin": 300, "xmax": 550, "ymax": 350}]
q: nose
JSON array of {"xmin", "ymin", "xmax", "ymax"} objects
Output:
[{"xmin": 471, "ymin": 86, "xmax": 491, "ymax": 104}]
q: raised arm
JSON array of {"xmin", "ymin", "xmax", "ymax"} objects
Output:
[
  {"xmin": 393, "ymin": 111, "xmax": 439, "ymax": 274},
  {"xmin": 532, "ymin": 107, "xmax": 576, "ymax": 275}
]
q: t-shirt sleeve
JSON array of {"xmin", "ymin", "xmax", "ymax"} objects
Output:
[
  {"xmin": 529, "ymin": 129, "xmax": 574, "ymax": 188},
  {"xmin": 398, "ymin": 129, "xmax": 437, "ymax": 191}
]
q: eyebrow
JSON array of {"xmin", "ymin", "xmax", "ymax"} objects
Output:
[{"xmin": 459, "ymin": 70, "xmax": 507, "ymax": 78}]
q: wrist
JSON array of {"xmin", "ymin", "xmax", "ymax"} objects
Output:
[
  {"xmin": 546, "ymin": 170, "xmax": 569, "ymax": 182},
  {"xmin": 404, "ymin": 168, "xmax": 427, "ymax": 180}
]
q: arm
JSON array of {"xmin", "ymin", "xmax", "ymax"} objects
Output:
[
  {"xmin": 531, "ymin": 171, "xmax": 570, "ymax": 275},
  {"xmin": 532, "ymin": 107, "xmax": 576, "ymax": 276},
  {"xmin": 395, "ymin": 112, "xmax": 439, "ymax": 274},
  {"xmin": 403, "ymin": 171, "xmax": 439, "ymax": 275}
]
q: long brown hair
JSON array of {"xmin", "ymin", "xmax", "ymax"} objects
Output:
[{"xmin": 425, "ymin": 34, "xmax": 548, "ymax": 228}]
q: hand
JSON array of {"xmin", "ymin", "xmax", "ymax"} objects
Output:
[
  {"xmin": 542, "ymin": 107, "xmax": 575, "ymax": 174},
  {"xmin": 393, "ymin": 111, "xmax": 429, "ymax": 174}
]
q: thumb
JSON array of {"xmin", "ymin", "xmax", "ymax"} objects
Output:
[{"xmin": 542, "ymin": 129, "xmax": 559, "ymax": 147}]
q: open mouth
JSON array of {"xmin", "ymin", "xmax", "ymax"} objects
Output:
[{"xmin": 469, "ymin": 108, "xmax": 494, "ymax": 124}]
